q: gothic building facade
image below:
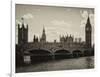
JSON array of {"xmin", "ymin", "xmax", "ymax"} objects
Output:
[
  {"xmin": 18, "ymin": 23, "xmax": 28, "ymax": 45},
  {"xmin": 17, "ymin": 16, "xmax": 92, "ymax": 48},
  {"xmin": 40, "ymin": 27, "xmax": 46, "ymax": 43}
]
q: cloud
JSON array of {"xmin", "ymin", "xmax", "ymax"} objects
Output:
[
  {"xmin": 45, "ymin": 20, "xmax": 74, "ymax": 39},
  {"xmin": 80, "ymin": 10, "xmax": 88, "ymax": 19},
  {"xmin": 89, "ymin": 13, "xmax": 94, "ymax": 26},
  {"xmin": 46, "ymin": 27, "xmax": 56, "ymax": 30},
  {"xmin": 16, "ymin": 19, "xmax": 27, "ymax": 28},
  {"xmin": 80, "ymin": 10, "xmax": 94, "ymax": 28},
  {"xmin": 46, "ymin": 26, "xmax": 73, "ymax": 38},
  {"xmin": 16, "ymin": 19, "xmax": 21, "ymax": 25},
  {"xmin": 23, "ymin": 13, "xmax": 34, "ymax": 19},
  {"xmin": 80, "ymin": 19, "xmax": 87, "ymax": 28},
  {"xmin": 46, "ymin": 26, "xmax": 68, "ymax": 32},
  {"xmin": 51, "ymin": 20, "xmax": 70, "ymax": 27}
]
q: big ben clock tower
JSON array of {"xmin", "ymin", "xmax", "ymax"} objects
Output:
[{"xmin": 85, "ymin": 16, "xmax": 92, "ymax": 48}]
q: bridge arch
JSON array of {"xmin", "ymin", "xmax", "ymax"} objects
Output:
[
  {"xmin": 54, "ymin": 49, "xmax": 71, "ymax": 59},
  {"xmin": 26, "ymin": 48, "xmax": 52, "ymax": 53},
  {"xmin": 27, "ymin": 48, "xmax": 53, "ymax": 63},
  {"xmin": 72, "ymin": 50, "xmax": 83, "ymax": 57}
]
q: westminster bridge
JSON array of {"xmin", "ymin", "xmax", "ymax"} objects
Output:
[{"xmin": 16, "ymin": 42, "xmax": 94, "ymax": 66}]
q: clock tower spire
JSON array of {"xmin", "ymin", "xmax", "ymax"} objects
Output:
[{"xmin": 85, "ymin": 16, "xmax": 92, "ymax": 48}]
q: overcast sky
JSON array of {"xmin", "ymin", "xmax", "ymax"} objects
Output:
[{"xmin": 15, "ymin": 4, "xmax": 94, "ymax": 44}]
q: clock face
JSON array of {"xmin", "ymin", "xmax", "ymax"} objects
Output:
[{"xmin": 86, "ymin": 27, "xmax": 89, "ymax": 31}]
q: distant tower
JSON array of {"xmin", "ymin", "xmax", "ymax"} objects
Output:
[
  {"xmin": 33, "ymin": 35, "xmax": 38, "ymax": 43},
  {"xmin": 33, "ymin": 35, "xmax": 36, "ymax": 42},
  {"xmin": 40, "ymin": 26, "xmax": 46, "ymax": 43},
  {"xmin": 18, "ymin": 18, "xmax": 28, "ymax": 44},
  {"xmin": 85, "ymin": 16, "xmax": 92, "ymax": 48}
]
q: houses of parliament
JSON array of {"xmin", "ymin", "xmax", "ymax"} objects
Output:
[{"xmin": 16, "ymin": 16, "xmax": 94, "ymax": 66}]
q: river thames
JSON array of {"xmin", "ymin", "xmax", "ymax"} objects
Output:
[{"xmin": 16, "ymin": 56, "xmax": 94, "ymax": 73}]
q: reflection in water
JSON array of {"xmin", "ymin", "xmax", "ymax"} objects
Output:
[
  {"xmin": 16, "ymin": 56, "xmax": 94, "ymax": 73},
  {"xmin": 86, "ymin": 57, "xmax": 94, "ymax": 68}
]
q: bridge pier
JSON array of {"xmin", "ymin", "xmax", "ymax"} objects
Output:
[{"xmin": 52, "ymin": 53, "xmax": 55, "ymax": 60}]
